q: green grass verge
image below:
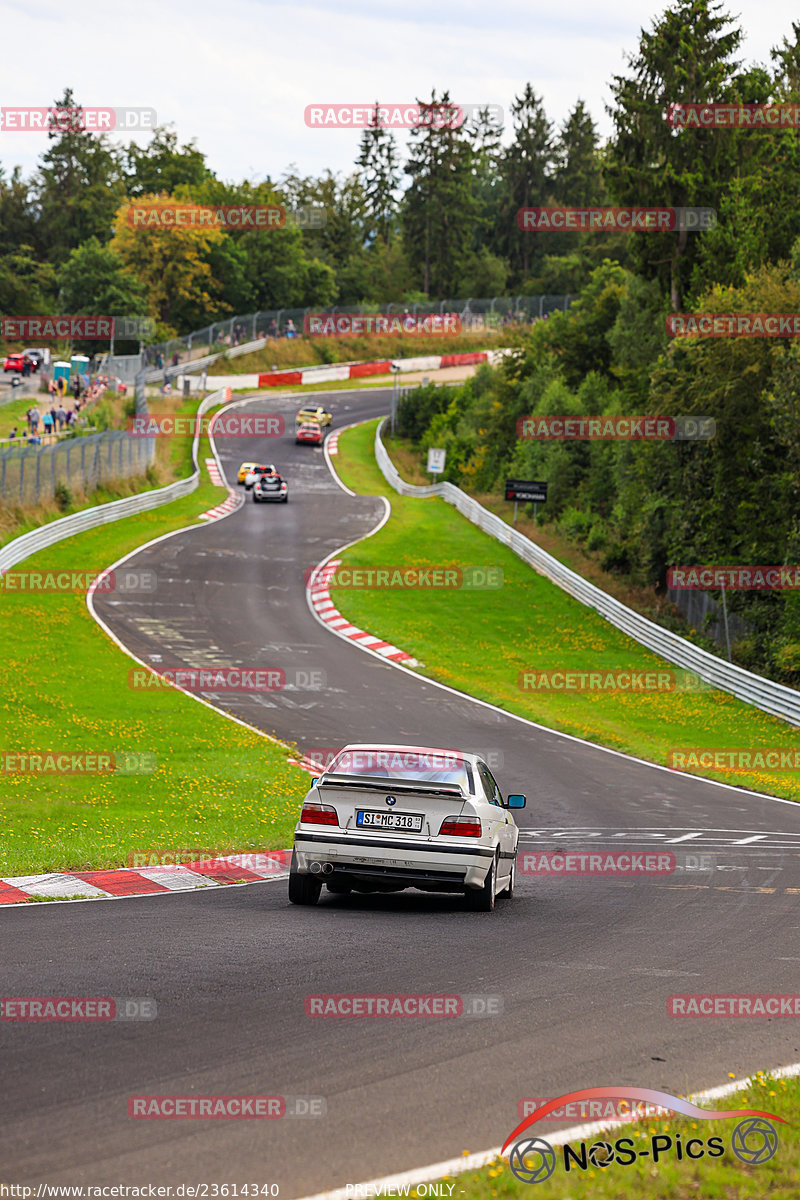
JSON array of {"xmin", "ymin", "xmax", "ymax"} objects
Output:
[
  {"xmin": 430, "ymin": 1073, "xmax": 796, "ymax": 1200},
  {"xmin": 0, "ymin": 430, "xmax": 308, "ymax": 877},
  {"xmin": 330, "ymin": 419, "xmax": 800, "ymax": 800}
]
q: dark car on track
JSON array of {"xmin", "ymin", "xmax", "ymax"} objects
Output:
[{"xmin": 253, "ymin": 473, "xmax": 288, "ymax": 503}]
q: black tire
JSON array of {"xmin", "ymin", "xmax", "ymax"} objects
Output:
[
  {"xmin": 288, "ymin": 856, "xmax": 322, "ymax": 905},
  {"xmin": 282, "ymin": 495, "xmax": 288, "ymax": 503},
  {"xmin": 465, "ymin": 853, "xmax": 498, "ymax": 912},
  {"xmin": 252, "ymin": 493, "xmax": 258, "ymax": 503},
  {"xmin": 326, "ymin": 879, "xmax": 351, "ymax": 895}
]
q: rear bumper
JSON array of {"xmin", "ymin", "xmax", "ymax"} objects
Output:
[{"xmin": 293, "ymin": 829, "xmax": 496, "ymax": 889}]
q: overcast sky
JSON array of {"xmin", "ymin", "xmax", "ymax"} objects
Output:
[{"xmin": 1, "ymin": 0, "xmax": 798, "ymax": 188}]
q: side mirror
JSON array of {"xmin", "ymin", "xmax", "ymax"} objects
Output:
[
  {"xmin": 507, "ymin": 794, "xmax": 526, "ymax": 809},
  {"xmin": 310, "ymin": 777, "xmax": 318, "ymax": 787}
]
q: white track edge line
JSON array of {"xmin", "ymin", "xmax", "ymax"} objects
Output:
[{"xmin": 295, "ymin": 1061, "xmax": 800, "ymax": 1200}]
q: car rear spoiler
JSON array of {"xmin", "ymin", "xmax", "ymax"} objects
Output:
[{"xmin": 318, "ymin": 772, "xmax": 466, "ymax": 799}]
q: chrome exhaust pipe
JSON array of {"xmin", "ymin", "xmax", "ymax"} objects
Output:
[
  {"xmin": 322, "ymin": 863, "xmax": 334, "ymax": 875},
  {"xmin": 309, "ymin": 861, "xmax": 323, "ymax": 874}
]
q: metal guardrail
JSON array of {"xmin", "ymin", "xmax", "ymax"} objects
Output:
[
  {"xmin": 0, "ymin": 388, "xmax": 230, "ymax": 575},
  {"xmin": 374, "ymin": 419, "xmax": 800, "ymax": 728}
]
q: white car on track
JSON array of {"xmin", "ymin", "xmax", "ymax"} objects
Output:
[
  {"xmin": 288, "ymin": 744, "xmax": 526, "ymax": 911},
  {"xmin": 243, "ymin": 463, "xmax": 276, "ymax": 490}
]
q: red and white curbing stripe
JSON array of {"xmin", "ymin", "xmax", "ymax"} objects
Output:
[
  {"xmin": 0, "ymin": 852, "xmax": 293, "ymax": 906},
  {"xmin": 326, "ymin": 431, "xmax": 340, "ymax": 456},
  {"xmin": 198, "ymin": 458, "xmax": 242, "ymax": 521},
  {"xmin": 256, "ymin": 349, "xmax": 502, "ymax": 389},
  {"xmin": 308, "ymin": 559, "xmax": 417, "ymax": 666},
  {"xmin": 287, "ymin": 755, "xmax": 326, "ymax": 775}
]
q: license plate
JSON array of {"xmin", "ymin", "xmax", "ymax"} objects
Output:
[{"xmin": 356, "ymin": 810, "xmax": 423, "ymax": 832}]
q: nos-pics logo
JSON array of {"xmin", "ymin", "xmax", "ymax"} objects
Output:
[{"xmin": 503, "ymin": 1086, "xmax": 783, "ymax": 1183}]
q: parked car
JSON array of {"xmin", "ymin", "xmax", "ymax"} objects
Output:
[
  {"xmin": 3, "ymin": 353, "xmax": 32, "ymax": 374},
  {"xmin": 288, "ymin": 743, "xmax": 526, "ymax": 910}
]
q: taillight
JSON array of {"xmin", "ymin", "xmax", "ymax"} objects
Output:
[
  {"xmin": 439, "ymin": 816, "xmax": 481, "ymax": 837},
  {"xmin": 300, "ymin": 801, "xmax": 339, "ymax": 826}
]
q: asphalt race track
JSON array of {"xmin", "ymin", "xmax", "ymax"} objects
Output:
[{"xmin": 5, "ymin": 387, "xmax": 800, "ymax": 1194}]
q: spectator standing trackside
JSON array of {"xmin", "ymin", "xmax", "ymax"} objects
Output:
[
  {"xmin": 30, "ymin": 408, "xmax": 40, "ymax": 436},
  {"xmin": 42, "ymin": 409, "xmax": 54, "ymax": 437},
  {"xmin": 72, "ymin": 375, "xmax": 81, "ymax": 400},
  {"xmin": 56, "ymin": 404, "xmax": 67, "ymax": 431},
  {"xmin": 50, "ymin": 404, "xmax": 58, "ymax": 433},
  {"xmin": 286, "ymin": 319, "xmax": 296, "ymax": 339},
  {"xmin": 171, "ymin": 352, "xmax": 180, "ymax": 367}
]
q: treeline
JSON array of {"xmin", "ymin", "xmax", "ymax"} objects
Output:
[
  {"xmin": 0, "ymin": 0, "xmax": 787, "ymax": 343},
  {"xmin": 394, "ymin": 3, "xmax": 800, "ymax": 683},
  {"xmin": 0, "ymin": 88, "xmax": 611, "ymax": 343}
]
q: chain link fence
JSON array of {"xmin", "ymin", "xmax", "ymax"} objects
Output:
[
  {"xmin": 142, "ymin": 296, "xmax": 576, "ymax": 371},
  {"xmin": 0, "ymin": 430, "xmax": 155, "ymax": 507}
]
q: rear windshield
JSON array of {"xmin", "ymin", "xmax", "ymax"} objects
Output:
[{"xmin": 328, "ymin": 748, "xmax": 472, "ymax": 791}]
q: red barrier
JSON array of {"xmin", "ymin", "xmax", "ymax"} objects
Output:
[
  {"xmin": 349, "ymin": 361, "xmax": 393, "ymax": 377},
  {"xmin": 439, "ymin": 352, "xmax": 488, "ymax": 368},
  {"xmin": 258, "ymin": 371, "xmax": 303, "ymax": 387}
]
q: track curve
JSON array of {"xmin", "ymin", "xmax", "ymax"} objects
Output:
[{"xmin": 5, "ymin": 387, "xmax": 800, "ymax": 1195}]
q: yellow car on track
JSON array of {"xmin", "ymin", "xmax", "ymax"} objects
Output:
[
  {"xmin": 237, "ymin": 461, "xmax": 258, "ymax": 484},
  {"xmin": 296, "ymin": 406, "xmax": 332, "ymax": 428}
]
